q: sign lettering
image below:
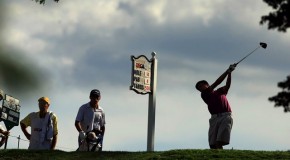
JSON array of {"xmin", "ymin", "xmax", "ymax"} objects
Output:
[{"xmin": 130, "ymin": 55, "xmax": 152, "ymax": 94}]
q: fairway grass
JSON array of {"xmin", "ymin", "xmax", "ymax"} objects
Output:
[{"xmin": 1, "ymin": 149, "xmax": 290, "ymax": 160}]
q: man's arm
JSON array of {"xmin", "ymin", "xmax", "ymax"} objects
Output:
[
  {"xmin": 224, "ymin": 72, "xmax": 232, "ymax": 93},
  {"xmin": 0, "ymin": 127, "xmax": 9, "ymax": 147},
  {"xmin": 51, "ymin": 134, "xmax": 57, "ymax": 150},
  {"xmin": 75, "ymin": 120, "xmax": 83, "ymax": 132},
  {"xmin": 210, "ymin": 70, "xmax": 230, "ymax": 90},
  {"xmin": 210, "ymin": 64, "xmax": 235, "ymax": 90},
  {"xmin": 0, "ymin": 128, "xmax": 9, "ymax": 136},
  {"xmin": 75, "ymin": 106, "xmax": 84, "ymax": 132},
  {"xmin": 100, "ymin": 112, "xmax": 106, "ymax": 136},
  {"xmin": 20, "ymin": 123, "xmax": 31, "ymax": 140},
  {"xmin": 101, "ymin": 126, "xmax": 105, "ymax": 136},
  {"xmin": 50, "ymin": 114, "xmax": 58, "ymax": 150}
]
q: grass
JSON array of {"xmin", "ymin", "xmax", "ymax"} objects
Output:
[{"xmin": 0, "ymin": 149, "xmax": 290, "ymax": 160}]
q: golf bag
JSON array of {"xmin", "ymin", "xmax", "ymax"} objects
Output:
[{"xmin": 78, "ymin": 131, "xmax": 103, "ymax": 152}]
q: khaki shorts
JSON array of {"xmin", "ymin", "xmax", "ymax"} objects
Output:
[{"xmin": 208, "ymin": 112, "xmax": 233, "ymax": 146}]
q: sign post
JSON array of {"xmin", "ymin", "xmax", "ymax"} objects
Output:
[
  {"xmin": 147, "ymin": 52, "xmax": 157, "ymax": 152},
  {"xmin": 130, "ymin": 52, "xmax": 158, "ymax": 152}
]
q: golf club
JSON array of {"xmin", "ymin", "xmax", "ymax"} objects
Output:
[{"xmin": 234, "ymin": 42, "xmax": 267, "ymax": 66}]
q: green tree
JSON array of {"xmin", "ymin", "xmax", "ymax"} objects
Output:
[
  {"xmin": 261, "ymin": 0, "xmax": 290, "ymax": 112},
  {"xmin": 268, "ymin": 76, "xmax": 290, "ymax": 112},
  {"xmin": 260, "ymin": 0, "xmax": 290, "ymax": 32}
]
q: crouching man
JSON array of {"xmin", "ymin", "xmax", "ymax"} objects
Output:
[{"xmin": 75, "ymin": 89, "xmax": 106, "ymax": 151}]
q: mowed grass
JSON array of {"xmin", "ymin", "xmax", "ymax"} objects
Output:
[{"xmin": 1, "ymin": 149, "xmax": 290, "ymax": 160}]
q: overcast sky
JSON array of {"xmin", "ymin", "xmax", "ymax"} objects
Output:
[{"xmin": 1, "ymin": 0, "xmax": 290, "ymax": 151}]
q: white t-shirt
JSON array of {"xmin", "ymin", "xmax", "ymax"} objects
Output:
[{"xmin": 75, "ymin": 103, "xmax": 106, "ymax": 132}]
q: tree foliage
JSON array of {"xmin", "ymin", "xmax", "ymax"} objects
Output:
[
  {"xmin": 0, "ymin": 1, "xmax": 49, "ymax": 96},
  {"xmin": 260, "ymin": 0, "xmax": 290, "ymax": 32},
  {"xmin": 261, "ymin": 1, "xmax": 290, "ymax": 112},
  {"xmin": 269, "ymin": 76, "xmax": 290, "ymax": 112},
  {"xmin": 33, "ymin": 0, "xmax": 59, "ymax": 5}
]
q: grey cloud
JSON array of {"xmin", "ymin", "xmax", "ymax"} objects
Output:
[
  {"xmin": 49, "ymin": 15, "xmax": 289, "ymax": 90},
  {"xmin": 15, "ymin": 0, "xmax": 289, "ymax": 92}
]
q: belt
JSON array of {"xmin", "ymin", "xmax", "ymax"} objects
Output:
[{"xmin": 211, "ymin": 112, "xmax": 231, "ymax": 118}]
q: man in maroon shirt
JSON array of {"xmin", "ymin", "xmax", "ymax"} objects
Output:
[{"xmin": 195, "ymin": 64, "xmax": 236, "ymax": 149}]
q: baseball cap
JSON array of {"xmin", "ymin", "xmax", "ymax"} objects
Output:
[
  {"xmin": 38, "ymin": 97, "xmax": 50, "ymax": 104},
  {"xmin": 90, "ymin": 89, "xmax": 101, "ymax": 98}
]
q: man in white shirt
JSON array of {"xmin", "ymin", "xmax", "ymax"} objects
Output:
[{"xmin": 75, "ymin": 89, "xmax": 106, "ymax": 151}]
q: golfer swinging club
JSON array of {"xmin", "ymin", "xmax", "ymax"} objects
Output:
[{"xmin": 195, "ymin": 64, "xmax": 236, "ymax": 149}]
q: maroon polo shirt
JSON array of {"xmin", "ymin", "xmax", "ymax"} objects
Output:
[{"xmin": 201, "ymin": 87, "xmax": 232, "ymax": 115}]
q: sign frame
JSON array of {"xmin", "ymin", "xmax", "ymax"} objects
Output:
[
  {"xmin": 0, "ymin": 94, "xmax": 21, "ymax": 131},
  {"xmin": 130, "ymin": 55, "xmax": 152, "ymax": 95}
]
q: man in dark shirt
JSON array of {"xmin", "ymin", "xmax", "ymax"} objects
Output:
[{"xmin": 195, "ymin": 64, "xmax": 235, "ymax": 149}]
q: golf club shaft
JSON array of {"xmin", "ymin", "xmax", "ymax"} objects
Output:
[{"xmin": 236, "ymin": 46, "xmax": 261, "ymax": 65}]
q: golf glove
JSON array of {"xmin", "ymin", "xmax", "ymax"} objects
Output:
[{"xmin": 79, "ymin": 131, "xmax": 86, "ymax": 140}]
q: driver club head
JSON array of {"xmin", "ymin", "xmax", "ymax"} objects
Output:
[
  {"xmin": 260, "ymin": 42, "xmax": 267, "ymax": 49},
  {"xmin": 235, "ymin": 42, "xmax": 268, "ymax": 65}
]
